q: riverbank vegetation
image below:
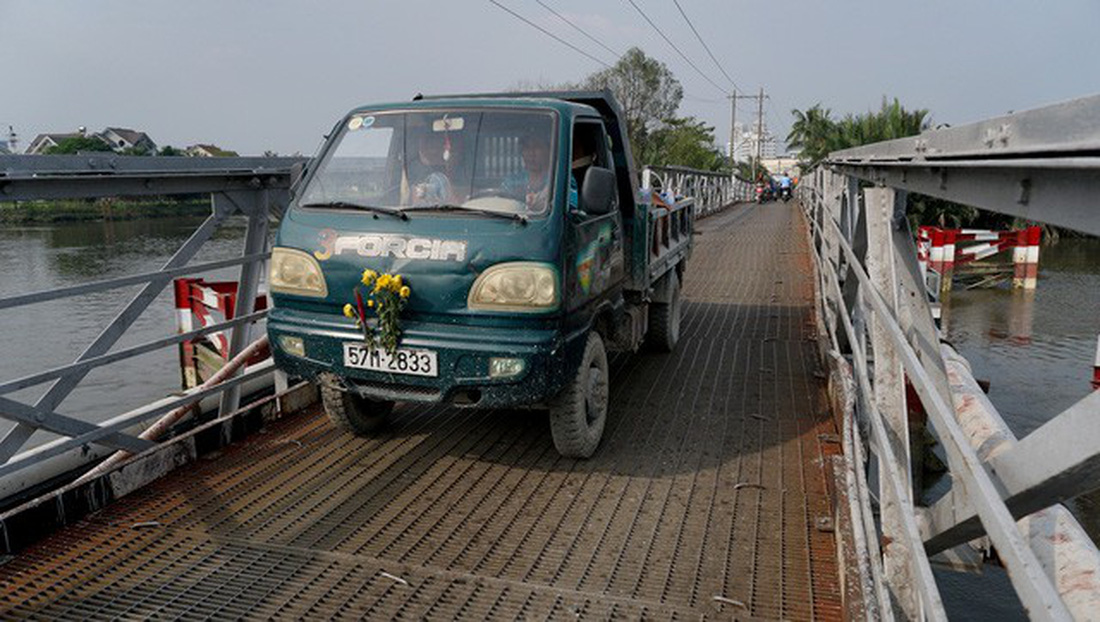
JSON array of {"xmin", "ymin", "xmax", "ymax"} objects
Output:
[{"xmin": 0, "ymin": 197, "xmax": 209, "ymax": 224}]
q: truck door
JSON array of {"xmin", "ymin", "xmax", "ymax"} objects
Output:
[{"xmin": 564, "ymin": 118, "xmax": 625, "ymax": 316}]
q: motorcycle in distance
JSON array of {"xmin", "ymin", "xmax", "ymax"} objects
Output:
[
  {"xmin": 754, "ymin": 183, "xmax": 774, "ymax": 204},
  {"xmin": 777, "ymin": 172, "xmax": 793, "ymax": 202}
]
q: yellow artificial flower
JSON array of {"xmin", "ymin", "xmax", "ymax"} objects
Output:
[
  {"xmin": 361, "ymin": 269, "xmax": 377, "ymax": 286},
  {"xmin": 376, "ymin": 274, "xmax": 392, "ymax": 291},
  {"xmin": 342, "ymin": 303, "xmax": 355, "ymax": 318},
  {"xmin": 392, "ymin": 275, "xmax": 403, "ymax": 289},
  {"xmin": 367, "ymin": 299, "xmax": 374, "ymax": 307},
  {"xmin": 399, "ymin": 286, "xmax": 411, "ymax": 299}
]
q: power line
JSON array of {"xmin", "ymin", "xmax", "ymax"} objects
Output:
[
  {"xmin": 623, "ymin": 0, "xmax": 729, "ymax": 96},
  {"xmin": 682, "ymin": 94, "xmax": 725, "ymax": 105},
  {"xmin": 488, "ymin": 0, "xmax": 612, "ymax": 69},
  {"xmin": 671, "ymin": 0, "xmax": 741, "ymax": 93},
  {"xmin": 533, "ymin": 0, "xmax": 621, "ymax": 60},
  {"xmin": 766, "ymin": 97, "xmax": 792, "ymax": 145}
]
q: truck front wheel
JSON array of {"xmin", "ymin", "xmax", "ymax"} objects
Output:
[
  {"xmin": 548, "ymin": 331, "xmax": 609, "ymax": 458},
  {"xmin": 647, "ymin": 271, "xmax": 682, "ymax": 352},
  {"xmin": 319, "ymin": 375, "xmax": 393, "ymax": 435}
]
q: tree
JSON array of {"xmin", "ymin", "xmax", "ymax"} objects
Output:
[
  {"xmin": 43, "ymin": 136, "xmax": 113, "ymax": 154},
  {"xmin": 158, "ymin": 145, "xmax": 184, "ymax": 156},
  {"xmin": 789, "ymin": 98, "xmax": 978, "ymax": 228},
  {"xmin": 642, "ymin": 117, "xmax": 726, "ymax": 171},
  {"xmin": 788, "ymin": 98, "xmax": 930, "ymax": 169},
  {"xmin": 786, "ymin": 104, "xmax": 835, "ymax": 168},
  {"xmin": 582, "ymin": 47, "xmax": 683, "ymax": 163},
  {"xmin": 734, "ymin": 156, "xmax": 770, "ymax": 183}
]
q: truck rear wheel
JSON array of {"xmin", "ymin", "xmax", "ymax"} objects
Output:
[
  {"xmin": 548, "ymin": 331, "xmax": 609, "ymax": 458},
  {"xmin": 647, "ymin": 271, "xmax": 682, "ymax": 352},
  {"xmin": 319, "ymin": 376, "xmax": 393, "ymax": 435}
]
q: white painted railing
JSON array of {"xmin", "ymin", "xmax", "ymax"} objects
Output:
[
  {"xmin": 641, "ymin": 165, "xmax": 753, "ymax": 216},
  {"xmin": 801, "ymin": 93, "xmax": 1100, "ymax": 620}
]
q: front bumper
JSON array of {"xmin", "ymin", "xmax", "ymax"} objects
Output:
[{"xmin": 268, "ymin": 307, "xmax": 580, "ymax": 407}]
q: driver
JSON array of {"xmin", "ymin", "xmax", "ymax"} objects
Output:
[{"xmin": 502, "ymin": 132, "xmax": 577, "ymax": 215}]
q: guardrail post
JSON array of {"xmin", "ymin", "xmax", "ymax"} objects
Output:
[
  {"xmin": 821, "ymin": 172, "xmax": 846, "ymax": 342},
  {"xmin": 864, "ymin": 186, "xmax": 920, "ymax": 618},
  {"xmin": 217, "ymin": 190, "xmax": 270, "ymax": 418}
]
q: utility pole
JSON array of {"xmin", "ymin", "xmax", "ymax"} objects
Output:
[
  {"xmin": 728, "ymin": 90, "xmax": 736, "ymax": 170},
  {"xmin": 734, "ymin": 89, "xmax": 770, "ymax": 181},
  {"xmin": 755, "ymin": 87, "xmax": 765, "ymax": 163}
]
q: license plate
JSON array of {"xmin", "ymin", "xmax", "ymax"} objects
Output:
[{"xmin": 343, "ymin": 343, "xmax": 438, "ymax": 377}]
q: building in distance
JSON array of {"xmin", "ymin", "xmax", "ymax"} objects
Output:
[
  {"xmin": 25, "ymin": 126, "xmax": 157, "ymax": 155},
  {"xmin": 98, "ymin": 127, "xmax": 157, "ymax": 153},
  {"xmin": 185, "ymin": 144, "xmax": 240, "ymax": 158}
]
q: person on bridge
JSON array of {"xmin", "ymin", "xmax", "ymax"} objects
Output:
[{"xmin": 777, "ymin": 172, "xmax": 793, "ymax": 201}]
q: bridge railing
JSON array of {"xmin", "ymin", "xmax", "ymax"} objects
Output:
[
  {"xmin": 801, "ymin": 94, "xmax": 1100, "ymax": 620},
  {"xmin": 0, "ymin": 154, "xmax": 304, "ymax": 501},
  {"xmin": 640, "ymin": 164, "xmax": 753, "ymax": 215}
]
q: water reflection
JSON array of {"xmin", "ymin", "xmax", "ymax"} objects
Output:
[
  {"xmin": 41, "ymin": 217, "xmax": 240, "ymax": 279},
  {"xmin": 942, "ymin": 289, "xmax": 1035, "ymax": 346}
]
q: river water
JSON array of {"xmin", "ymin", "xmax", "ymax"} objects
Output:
[
  {"xmin": 0, "ymin": 217, "xmax": 1097, "ymax": 614},
  {"xmin": 0, "ymin": 215, "xmax": 254, "ymax": 447},
  {"xmin": 931, "ymin": 237, "xmax": 1100, "ymax": 617}
]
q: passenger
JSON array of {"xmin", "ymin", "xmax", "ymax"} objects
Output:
[{"xmin": 411, "ymin": 133, "xmax": 454, "ymax": 206}]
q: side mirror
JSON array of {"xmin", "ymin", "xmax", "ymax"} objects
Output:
[{"xmin": 581, "ymin": 166, "xmax": 616, "ymax": 215}]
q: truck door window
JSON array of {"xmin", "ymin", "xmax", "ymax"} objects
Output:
[{"xmin": 571, "ymin": 120, "xmax": 613, "ymax": 214}]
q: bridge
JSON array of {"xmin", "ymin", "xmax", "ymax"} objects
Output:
[{"xmin": 0, "ymin": 95, "xmax": 1098, "ymax": 620}]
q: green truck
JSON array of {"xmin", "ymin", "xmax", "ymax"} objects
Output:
[{"xmin": 267, "ymin": 90, "xmax": 693, "ymax": 457}]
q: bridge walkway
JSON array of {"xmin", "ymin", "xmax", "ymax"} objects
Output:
[{"xmin": 0, "ymin": 202, "xmax": 844, "ymax": 620}]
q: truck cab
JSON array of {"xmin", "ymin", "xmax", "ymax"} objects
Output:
[{"xmin": 268, "ymin": 91, "xmax": 690, "ymax": 457}]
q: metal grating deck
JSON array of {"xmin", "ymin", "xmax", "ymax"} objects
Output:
[{"xmin": 0, "ymin": 202, "xmax": 844, "ymax": 620}]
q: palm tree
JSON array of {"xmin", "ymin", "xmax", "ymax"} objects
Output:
[
  {"xmin": 787, "ymin": 104, "xmax": 834, "ymax": 168},
  {"xmin": 789, "ymin": 98, "xmax": 930, "ymax": 171}
]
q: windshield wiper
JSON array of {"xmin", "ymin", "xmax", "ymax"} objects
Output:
[
  {"xmin": 300, "ymin": 201, "xmax": 408, "ymax": 220},
  {"xmin": 399, "ymin": 204, "xmax": 527, "ymax": 225}
]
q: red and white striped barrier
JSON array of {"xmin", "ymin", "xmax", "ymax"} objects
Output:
[
  {"xmin": 917, "ymin": 225, "xmax": 1041, "ymax": 292},
  {"xmin": 1012, "ymin": 226, "xmax": 1042, "ymax": 290},
  {"xmin": 173, "ymin": 278, "xmax": 267, "ymax": 388},
  {"xmin": 1093, "ymin": 335, "xmax": 1100, "ymax": 391}
]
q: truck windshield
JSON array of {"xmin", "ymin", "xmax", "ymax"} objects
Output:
[{"xmin": 300, "ymin": 109, "xmax": 557, "ymax": 219}]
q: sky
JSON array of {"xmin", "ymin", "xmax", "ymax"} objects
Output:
[{"xmin": 2, "ymin": 0, "xmax": 1099, "ymax": 156}]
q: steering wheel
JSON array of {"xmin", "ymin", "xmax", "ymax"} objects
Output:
[{"xmin": 468, "ymin": 186, "xmax": 525, "ymax": 202}]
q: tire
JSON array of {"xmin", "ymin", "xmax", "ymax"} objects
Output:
[
  {"xmin": 646, "ymin": 271, "xmax": 682, "ymax": 352},
  {"xmin": 548, "ymin": 331, "xmax": 609, "ymax": 459},
  {"xmin": 319, "ymin": 375, "xmax": 393, "ymax": 435}
]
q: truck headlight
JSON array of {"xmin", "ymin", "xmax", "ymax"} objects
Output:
[
  {"xmin": 468, "ymin": 262, "xmax": 558, "ymax": 312},
  {"xmin": 269, "ymin": 247, "xmax": 328, "ymax": 298}
]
